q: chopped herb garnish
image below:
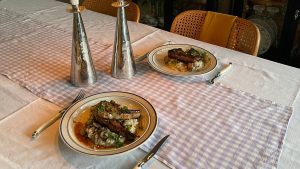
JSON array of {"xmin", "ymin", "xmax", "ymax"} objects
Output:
[
  {"xmin": 97, "ymin": 105, "xmax": 105, "ymax": 112},
  {"xmin": 121, "ymin": 106, "xmax": 130, "ymax": 113},
  {"xmin": 186, "ymin": 48, "xmax": 201, "ymax": 57}
]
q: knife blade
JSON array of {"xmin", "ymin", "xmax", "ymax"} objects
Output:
[
  {"xmin": 133, "ymin": 135, "xmax": 169, "ymax": 169},
  {"xmin": 209, "ymin": 62, "xmax": 232, "ymax": 84}
]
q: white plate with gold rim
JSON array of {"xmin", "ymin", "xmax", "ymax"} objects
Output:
[
  {"xmin": 147, "ymin": 44, "xmax": 217, "ymax": 76},
  {"xmin": 60, "ymin": 91, "xmax": 157, "ymax": 156}
]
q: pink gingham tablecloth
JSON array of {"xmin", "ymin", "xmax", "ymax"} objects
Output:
[{"xmin": 0, "ymin": 8, "xmax": 292, "ymax": 169}]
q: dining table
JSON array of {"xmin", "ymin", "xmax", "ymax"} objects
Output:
[{"xmin": 0, "ymin": 0, "xmax": 300, "ymax": 169}]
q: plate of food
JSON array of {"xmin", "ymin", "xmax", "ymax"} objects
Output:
[
  {"xmin": 148, "ymin": 44, "xmax": 217, "ymax": 76},
  {"xmin": 60, "ymin": 92, "xmax": 157, "ymax": 156}
]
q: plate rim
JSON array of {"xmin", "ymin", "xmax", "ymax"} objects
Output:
[
  {"xmin": 147, "ymin": 44, "xmax": 218, "ymax": 77},
  {"xmin": 59, "ymin": 91, "xmax": 158, "ymax": 156}
]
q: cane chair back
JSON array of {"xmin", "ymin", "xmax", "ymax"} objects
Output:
[
  {"xmin": 170, "ymin": 10, "xmax": 207, "ymax": 40},
  {"xmin": 227, "ymin": 18, "xmax": 260, "ymax": 56},
  {"xmin": 170, "ymin": 10, "xmax": 260, "ymax": 56}
]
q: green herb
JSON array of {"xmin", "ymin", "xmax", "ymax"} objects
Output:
[
  {"xmin": 115, "ymin": 140, "xmax": 124, "ymax": 148},
  {"xmin": 124, "ymin": 124, "xmax": 131, "ymax": 130},
  {"xmin": 107, "ymin": 132, "xmax": 118, "ymax": 140},
  {"xmin": 107, "ymin": 132, "xmax": 124, "ymax": 147},
  {"xmin": 186, "ymin": 48, "xmax": 201, "ymax": 57},
  {"xmin": 97, "ymin": 105, "xmax": 105, "ymax": 112},
  {"xmin": 121, "ymin": 106, "xmax": 130, "ymax": 113}
]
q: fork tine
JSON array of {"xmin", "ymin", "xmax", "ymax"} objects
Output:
[
  {"xmin": 77, "ymin": 89, "xmax": 83, "ymax": 97},
  {"xmin": 78, "ymin": 91, "xmax": 84, "ymax": 100},
  {"xmin": 80, "ymin": 89, "xmax": 85, "ymax": 97},
  {"xmin": 78, "ymin": 89, "xmax": 85, "ymax": 98},
  {"xmin": 72, "ymin": 89, "xmax": 85, "ymax": 103}
]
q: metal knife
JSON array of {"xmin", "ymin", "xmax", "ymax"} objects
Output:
[
  {"xmin": 133, "ymin": 135, "xmax": 169, "ymax": 169},
  {"xmin": 135, "ymin": 52, "xmax": 149, "ymax": 63},
  {"xmin": 209, "ymin": 62, "xmax": 232, "ymax": 84}
]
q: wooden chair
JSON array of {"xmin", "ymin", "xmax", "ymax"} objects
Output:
[
  {"xmin": 82, "ymin": 0, "xmax": 140, "ymax": 22},
  {"xmin": 170, "ymin": 10, "xmax": 260, "ymax": 56}
]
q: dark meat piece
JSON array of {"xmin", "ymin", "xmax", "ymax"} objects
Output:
[
  {"xmin": 90, "ymin": 100, "xmax": 139, "ymax": 141},
  {"xmin": 168, "ymin": 48, "xmax": 202, "ymax": 63},
  {"xmin": 93, "ymin": 115, "xmax": 136, "ymax": 141},
  {"xmin": 96, "ymin": 111, "xmax": 141, "ymax": 120},
  {"xmin": 91, "ymin": 100, "xmax": 140, "ymax": 120}
]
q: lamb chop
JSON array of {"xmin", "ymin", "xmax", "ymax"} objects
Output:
[
  {"xmin": 168, "ymin": 48, "xmax": 203, "ymax": 63},
  {"xmin": 92, "ymin": 116, "xmax": 136, "ymax": 141},
  {"xmin": 90, "ymin": 100, "xmax": 140, "ymax": 141},
  {"xmin": 91, "ymin": 100, "xmax": 141, "ymax": 120}
]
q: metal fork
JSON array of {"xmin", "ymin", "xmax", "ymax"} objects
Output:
[{"xmin": 32, "ymin": 89, "xmax": 85, "ymax": 139}]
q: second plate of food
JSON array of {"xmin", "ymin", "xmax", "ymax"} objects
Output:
[
  {"xmin": 148, "ymin": 44, "xmax": 217, "ymax": 76},
  {"xmin": 60, "ymin": 91, "xmax": 157, "ymax": 156}
]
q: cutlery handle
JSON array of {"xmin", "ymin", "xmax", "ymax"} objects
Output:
[
  {"xmin": 132, "ymin": 163, "xmax": 142, "ymax": 169},
  {"xmin": 32, "ymin": 109, "xmax": 65, "ymax": 139},
  {"xmin": 219, "ymin": 62, "xmax": 232, "ymax": 76},
  {"xmin": 135, "ymin": 53, "xmax": 148, "ymax": 63},
  {"xmin": 209, "ymin": 62, "xmax": 232, "ymax": 84}
]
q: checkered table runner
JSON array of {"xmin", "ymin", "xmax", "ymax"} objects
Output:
[
  {"xmin": 0, "ymin": 9, "xmax": 46, "ymax": 42},
  {"xmin": 0, "ymin": 9, "xmax": 292, "ymax": 169}
]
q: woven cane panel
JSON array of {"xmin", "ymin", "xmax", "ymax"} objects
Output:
[
  {"xmin": 170, "ymin": 10, "xmax": 260, "ymax": 56},
  {"xmin": 82, "ymin": 0, "xmax": 140, "ymax": 22},
  {"xmin": 170, "ymin": 10, "xmax": 207, "ymax": 40},
  {"xmin": 227, "ymin": 18, "xmax": 260, "ymax": 56}
]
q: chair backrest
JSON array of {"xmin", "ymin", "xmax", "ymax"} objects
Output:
[
  {"xmin": 170, "ymin": 10, "xmax": 260, "ymax": 56},
  {"xmin": 82, "ymin": 0, "xmax": 140, "ymax": 22}
]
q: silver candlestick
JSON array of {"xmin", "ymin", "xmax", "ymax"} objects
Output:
[
  {"xmin": 70, "ymin": 1, "xmax": 97, "ymax": 86},
  {"xmin": 111, "ymin": 0, "xmax": 136, "ymax": 79}
]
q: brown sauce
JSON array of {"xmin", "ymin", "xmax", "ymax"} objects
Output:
[{"xmin": 74, "ymin": 122, "xmax": 92, "ymax": 147}]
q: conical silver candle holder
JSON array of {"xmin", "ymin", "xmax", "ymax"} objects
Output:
[
  {"xmin": 70, "ymin": 1, "xmax": 97, "ymax": 86},
  {"xmin": 111, "ymin": 0, "xmax": 136, "ymax": 79}
]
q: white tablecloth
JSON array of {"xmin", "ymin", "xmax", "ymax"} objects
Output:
[{"xmin": 0, "ymin": 0, "xmax": 300, "ymax": 169}]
